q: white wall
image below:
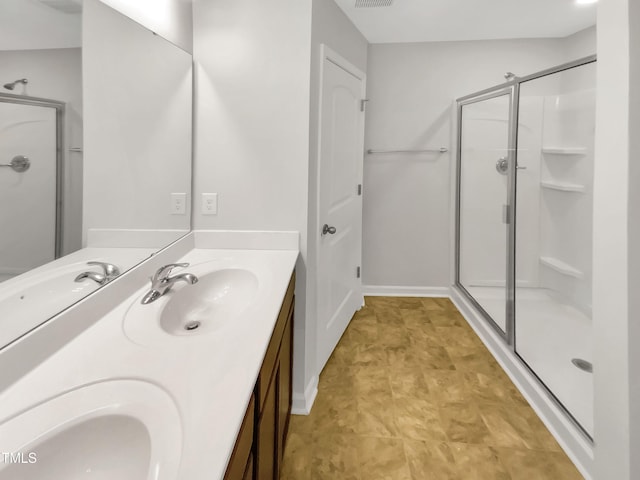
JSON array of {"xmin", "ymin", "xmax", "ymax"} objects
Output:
[
  {"xmin": 192, "ymin": 0, "xmax": 366, "ymax": 410},
  {"xmin": 83, "ymin": 0, "xmax": 192, "ymax": 242},
  {"xmin": 592, "ymin": 1, "xmax": 638, "ymax": 478},
  {"xmin": 304, "ymin": 0, "xmax": 368, "ymax": 405},
  {"xmin": 192, "ymin": 0, "xmax": 312, "ymax": 406},
  {"xmin": 0, "ymin": 0, "xmax": 81, "ymax": 51},
  {"xmin": 191, "ymin": 0, "xmax": 311, "ymax": 235},
  {"xmin": 98, "ymin": 0, "xmax": 193, "ymax": 53},
  {"xmin": 564, "ymin": 25, "xmax": 597, "ymax": 61},
  {"xmin": 0, "ymin": 48, "xmax": 83, "ymax": 256},
  {"xmin": 628, "ymin": 0, "xmax": 640, "ymax": 474},
  {"xmin": 362, "ymin": 39, "xmax": 565, "ymax": 291}
]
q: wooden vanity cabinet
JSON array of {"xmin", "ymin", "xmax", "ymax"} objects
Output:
[
  {"xmin": 276, "ymin": 314, "xmax": 293, "ymax": 466},
  {"xmin": 224, "ymin": 273, "xmax": 295, "ymax": 480},
  {"xmin": 224, "ymin": 395, "xmax": 255, "ymax": 480}
]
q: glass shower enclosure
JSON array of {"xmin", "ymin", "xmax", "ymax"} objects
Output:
[
  {"xmin": 455, "ymin": 56, "xmax": 596, "ymax": 438},
  {"xmin": 0, "ymin": 94, "xmax": 65, "ymax": 282}
]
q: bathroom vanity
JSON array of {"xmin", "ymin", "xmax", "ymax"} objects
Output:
[
  {"xmin": 0, "ymin": 1, "xmax": 300, "ymax": 478},
  {"xmin": 225, "ymin": 273, "xmax": 294, "ymax": 480},
  {"xmin": 0, "ymin": 232, "xmax": 299, "ymax": 480}
]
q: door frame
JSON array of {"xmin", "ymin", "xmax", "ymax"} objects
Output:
[
  {"xmin": 454, "ymin": 86, "xmax": 517, "ymax": 344},
  {"xmin": 0, "ymin": 93, "xmax": 65, "ymax": 259},
  {"xmin": 314, "ymin": 44, "xmax": 366, "ymax": 370}
]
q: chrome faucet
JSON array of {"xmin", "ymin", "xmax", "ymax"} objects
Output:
[
  {"xmin": 75, "ymin": 261, "xmax": 121, "ymax": 286},
  {"xmin": 141, "ymin": 263, "xmax": 198, "ymax": 305}
]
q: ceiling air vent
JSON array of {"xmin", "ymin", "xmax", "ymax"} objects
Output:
[{"xmin": 355, "ymin": 0, "xmax": 394, "ymax": 7}]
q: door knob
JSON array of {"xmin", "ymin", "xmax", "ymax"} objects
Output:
[
  {"xmin": 0, "ymin": 155, "xmax": 30, "ymax": 173},
  {"xmin": 495, "ymin": 157, "xmax": 508, "ymax": 175},
  {"xmin": 322, "ymin": 224, "xmax": 337, "ymax": 235}
]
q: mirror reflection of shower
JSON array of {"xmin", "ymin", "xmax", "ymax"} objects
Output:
[{"xmin": 3, "ymin": 78, "xmax": 28, "ymax": 92}]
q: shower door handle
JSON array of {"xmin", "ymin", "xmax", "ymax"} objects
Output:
[
  {"xmin": 502, "ymin": 205, "xmax": 511, "ymax": 224},
  {"xmin": 1, "ymin": 155, "xmax": 30, "ymax": 173}
]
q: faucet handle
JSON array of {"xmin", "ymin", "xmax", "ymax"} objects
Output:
[
  {"xmin": 153, "ymin": 263, "xmax": 189, "ymax": 282},
  {"xmin": 87, "ymin": 261, "xmax": 121, "ymax": 278}
]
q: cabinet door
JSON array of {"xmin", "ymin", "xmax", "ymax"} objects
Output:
[
  {"xmin": 277, "ymin": 313, "xmax": 293, "ymax": 465},
  {"xmin": 257, "ymin": 370, "xmax": 277, "ymax": 480},
  {"xmin": 243, "ymin": 454, "xmax": 254, "ymax": 480},
  {"xmin": 224, "ymin": 395, "xmax": 255, "ymax": 480}
]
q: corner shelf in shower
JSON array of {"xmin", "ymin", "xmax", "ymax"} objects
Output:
[
  {"xmin": 540, "ymin": 181, "xmax": 586, "ymax": 193},
  {"xmin": 542, "ymin": 147, "xmax": 587, "ymax": 155},
  {"xmin": 539, "ymin": 256, "xmax": 584, "ymax": 279}
]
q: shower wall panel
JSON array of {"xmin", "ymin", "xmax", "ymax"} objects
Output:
[
  {"xmin": 0, "ymin": 103, "xmax": 57, "ymax": 280},
  {"xmin": 516, "ymin": 62, "xmax": 596, "ymax": 437}
]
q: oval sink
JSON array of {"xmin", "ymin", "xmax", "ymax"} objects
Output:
[
  {"xmin": 0, "ymin": 380, "xmax": 182, "ymax": 480},
  {"xmin": 159, "ymin": 268, "xmax": 259, "ymax": 336},
  {"xmin": 123, "ymin": 261, "xmax": 265, "ymax": 346},
  {"xmin": 0, "ymin": 261, "xmax": 102, "ymax": 347}
]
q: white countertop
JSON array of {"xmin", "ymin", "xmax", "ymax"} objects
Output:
[
  {"xmin": 0, "ymin": 246, "xmax": 298, "ymax": 479},
  {"xmin": 0, "ymin": 246, "xmax": 157, "ymax": 349}
]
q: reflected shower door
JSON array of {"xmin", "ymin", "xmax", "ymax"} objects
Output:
[
  {"xmin": 515, "ymin": 62, "xmax": 596, "ymax": 437},
  {"xmin": 0, "ymin": 103, "xmax": 57, "ymax": 282},
  {"xmin": 458, "ymin": 91, "xmax": 512, "ymax": 334}
]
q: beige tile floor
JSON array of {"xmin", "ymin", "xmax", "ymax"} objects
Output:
[{"xmin": 280, "ymin": 296, "xmax": 584, "ymax": 480}]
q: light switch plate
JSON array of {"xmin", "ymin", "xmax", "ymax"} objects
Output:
[
  {"xmin": 202, "ymin": 193, "xmax": 218, "ymax": 215},
  {"xmin": 171, "ymin": 193, "xmax": 187, "ymax": 215}
]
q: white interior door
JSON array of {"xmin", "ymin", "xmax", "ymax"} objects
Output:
[{"xmin": 316, "ymin": 46, "xmax": 366, "ymax": 372}]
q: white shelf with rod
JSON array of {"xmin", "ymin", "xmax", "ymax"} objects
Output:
[
  {"xmin": 541, "ymin": 147, "xmax": 587, "ymax": 155},
  {"xmin": 540, "ymin": 181, "xmax": 586, "ymax": 193},
  {"xmin": 539, "ymin": 256, "xmax": 584, "ymax": 279}
]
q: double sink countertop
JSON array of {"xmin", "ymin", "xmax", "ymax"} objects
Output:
[{"xmin": 0, "ymin": 231, "xmax": 298, "ymax": 480}]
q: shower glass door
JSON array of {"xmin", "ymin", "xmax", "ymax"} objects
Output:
[
  {"xmin": 0, "ymin": 102, "xmax": 58, "ymax": 282},
  {"xmin": 457, "ymin": 89, "xmax": 513, "ymax": 336}
]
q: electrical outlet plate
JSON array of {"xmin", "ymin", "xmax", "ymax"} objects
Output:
[
  {"xmin": 202, "ymin": 193, "xmax": 218, "ymax": 215},
  {"xmin": 171, "ymin": 193, "xmax": 187, "ymax": 215}
]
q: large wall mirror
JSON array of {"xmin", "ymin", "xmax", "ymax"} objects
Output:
[{"xmin": 0, "ymin": 0, "xmax": 192, "ymax": 349}]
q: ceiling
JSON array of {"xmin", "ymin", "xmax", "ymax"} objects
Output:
[
  {"xmin": 333, "ymin": 0, "xmax": 597, "ymax": 44},
  {"xmin": 0, "ymin": 0, "xmax": 81, "ymax": 51}
]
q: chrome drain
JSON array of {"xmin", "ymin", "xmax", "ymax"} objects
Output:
[
  {"xmin": 184, "ymin": 321, "xmax": 201, "ymax": 331},
  {"xmin": 571, "ymin": 358, "xmax": 593, "ymax": 373}
]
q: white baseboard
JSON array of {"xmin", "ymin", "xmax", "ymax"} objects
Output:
[
  {"xmin": 450, "ymin": 286, "xmax": 594, "ymax": 480},
  {"xmin": 362, "ymin": 285, "xmax": 451, "ymax": 297},
  {"xmin": 291, "ymin": 375, "xmax": 318, "ymax": 415}
]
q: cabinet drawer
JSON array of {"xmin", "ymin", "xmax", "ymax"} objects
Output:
[
  {"xmin": 224, "ymin": 394, "xmax": 255, "ymax": 480},
  {"xmin": 258, "ymin": 274, "xmax": 295, "ymax": 411}
]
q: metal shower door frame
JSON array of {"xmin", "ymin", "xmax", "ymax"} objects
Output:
[
  {"xmin": 454, "ymin": 85, "xmax": 518, "ymax": 345},
  {"xmin": 454, "ymin": 54, "xmax": 599, "ymax": 444},
  {"xmin": 454, "ymin": 54, "xmax": 598, "ymax": 348},
  {"xmin": 0, "ymin": 93, "xmax": 66, "ymax": 259}
]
